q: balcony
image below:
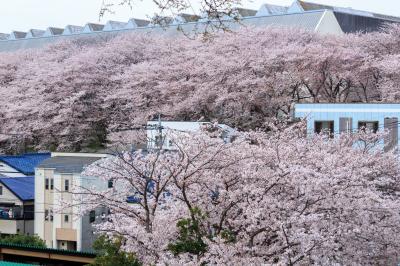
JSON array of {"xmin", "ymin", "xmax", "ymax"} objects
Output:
[{"xmin": 0, "ymin": 206, "xmax": 33, "ymax": 220}]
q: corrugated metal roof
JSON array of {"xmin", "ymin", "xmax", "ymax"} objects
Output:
[
  {"xmin": 0, "ymin": 176, "xmax": 34, "ymax": 201},
  {"xmin": 0, "ymin": 153, "xmax": 51, "ymax": 175},
  {"xmin": 37, "ymin": 156, "xmax": 102, "ymax": 173}
]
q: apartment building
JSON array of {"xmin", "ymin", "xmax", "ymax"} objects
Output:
[
  {"xmin": 295, "ymin": 103, "xmax": 399, "ymax": 150},
  {"xmin": 0, "ymin": 176, "xmax": 34, "ymax": 236},
  {"xmin": 34, "ymin": 153, "xmax": 108, "ymax": 251}
]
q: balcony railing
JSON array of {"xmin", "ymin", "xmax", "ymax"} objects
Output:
[{"xmin": 0, "ymin": 206, "xmax": 33, "ymax": 220}]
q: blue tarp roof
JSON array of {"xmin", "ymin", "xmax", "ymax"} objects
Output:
[
  {"xmin": 0, "ymin": 153, "xmax": 51, "ymax": 175},
  {"xmin": 0, "ymin": 176, "xmax": 34, "ymax": 201}
]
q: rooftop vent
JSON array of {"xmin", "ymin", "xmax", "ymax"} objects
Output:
[
  {"xmin": 26, "ymin": 29, "xmax": 45, "ymax": 38},
  {"xmin": 0, "ymin": 33, "xmax": 10, "ymax": 40},
  {"xmin": 62, "ymin": 25, "xmax": 84, "ymax": 35},
  {"xmin": 8, "ymin": 31, "xmax": 27, "ymax": 40},
  {"xmin": 43, "ymin": 27, "xmax": 64, "ymax": 37},
  {"xmin": 126, "ymin": 18, "xmax": 150, "ymax": 29},
  {"xmin": 103, "ymin": 20, "xmax": 127, "ymax": 31},
  {"xmin": 82, "ymin": 23, "xmax": 105, "ymax": 33},
  {"xmin": 172, "ymin": 13, "xmax": 201, "ymax": 24}
]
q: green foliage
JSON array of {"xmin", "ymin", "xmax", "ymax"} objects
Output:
[
  {"xmin": 0, "ymin": 234, "xmax": 46, "ymax": 248},
  {"xmin": 91, "ymin": 235, "xmax": 141, "ymax": 266},
  {"xmin": 220, "ymin": 229, "xmax": 236, "ymax": 243},
  {"xmin": 167, "ymin": 207, "xmax": 208, "ymax": 256}
]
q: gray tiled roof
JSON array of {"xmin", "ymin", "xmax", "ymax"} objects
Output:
[{"xmin": 37, "ymin": 156, "xmax": 102, "ymax": 173}]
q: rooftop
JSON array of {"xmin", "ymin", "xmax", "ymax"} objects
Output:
[
  {"xmin": 0, "ymin": 0, "xmax": 399, "ymax": 52},
  {"xmin": 0, "ymin": 176, "xmax": 34, "ymax": 201},
  {"xmin": 37, "ymin": 156, "xmax": 104, "ymax": 173},
  {"xmin": 0, "ymin": 153, "xmax": 51, "ymax": 175}
]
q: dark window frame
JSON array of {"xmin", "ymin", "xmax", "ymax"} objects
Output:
[
  {"xmin": 45, "ymin": 178, "xmax": 49, "ymax": 190},
  {"xmin": 358, "ymin": 121, "xmax": 379, "ymax": 133},
  {"xmin": 50, "ymin": 179, "xmax": 54, "ymax": 190},
  {"xmin": 89, "ymin": 210, "xmax": 96, "ymax": 223},
  {"xmin": 314, "ymin": 120, "xmax": 334, "ymax": 138},
  {"xmin": 64, "ymin": 179, "xmax": 69, "ymax": 192}
]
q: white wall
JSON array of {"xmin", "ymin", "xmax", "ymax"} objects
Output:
[
  {"xmin": 146, "ymin": 121, "xmax": 235, "ymax": 150},
  {"xmin": 0, "ymin": 162, "xmax": 26, "ymax": 177}
]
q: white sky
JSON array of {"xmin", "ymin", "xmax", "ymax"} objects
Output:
[{"xmin": 0, "ymin": 0, "xmax": 399, "ymax": 33}]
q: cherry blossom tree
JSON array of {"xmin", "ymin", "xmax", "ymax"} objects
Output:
[
  {"xmin": 73, "ymin": 125, "xmax": 400, "ymax": 265},
  {"xmin": 0, "ymin": 25, "xmax": 400, "ymax": 153}
]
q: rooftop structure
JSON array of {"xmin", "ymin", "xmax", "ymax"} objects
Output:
[
  {"xmin": 0, "ymin": 0, "xmax": 398, "ymax": 52},
  {"xmin": 0, "ymin": 176, "xmax": 34, "ymax": 201},
  {"xmin": 0, "ymin": 153, "xmax": 51, "ymax": 177},
  {"xmin": 147, "ymin": 121, "xmax": 236, "ymax": 150}
]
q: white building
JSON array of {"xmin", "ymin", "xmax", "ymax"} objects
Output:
[
  {"xmin": 146, "ymin": 121, "xmax": 236, "ymax": 150},
  {"xmin": 34, "ymin": 153, "xmax": 108, "ymax": 251}
]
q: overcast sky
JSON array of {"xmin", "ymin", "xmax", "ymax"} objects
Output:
[{"xmin": 0, "ymin": 0, "xmax": 399, "ymax": 33}]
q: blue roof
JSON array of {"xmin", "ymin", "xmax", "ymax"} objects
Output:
[
  {"xmin": 0, "ymin": 176, "xmax": 34, "ymax": 201},
  {"xmin": 0, "ymin": 153, "xmax": 51, "ymax": 175}
]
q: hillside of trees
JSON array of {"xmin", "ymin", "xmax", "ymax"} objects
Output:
[{"xmin": 1, "ymin": 25, "xmax": 400, "ymax": 153}]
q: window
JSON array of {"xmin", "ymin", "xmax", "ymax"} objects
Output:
[
  {"xmin": 50, "ymin": 179, "xmax": 54, "ymax": 190},
  {"xmin": 45, "ymin": 209, "xmax": 49, "ymax": 221},
  {"xmin": 64, "ymin": 215, "xmax": 69, "ymax": 223},
  {"xmin": 89, "ymin": 210, "xmax": 96, "ymax": 223},
  {"xmin": 64, "ymin": 180, "xmax": 69, "ymax": 192},
  {"xmin": 45, "ymin": 178, "xmax": 49, "ymax": 190},
  {"xmin": 314, "ymin": 121, "xmax": 334, "ymax": 137},
  {"xmin": 0, "ymin": 186, "xmax": 3, "ymax": 195},
  {"xmin": 107, "ymin": 179, "xmax": 113, "ymax": 189},
  {"xmin": 154, "ymin": 135, "xmax": 163, "ymax": 148},
  {"xmin": 50, "ymin": 209, "xmax": 53, "ymax": 221},
  {"xmin": 358, "ymin": 121, "xmax": 378, "ymax": 133}
]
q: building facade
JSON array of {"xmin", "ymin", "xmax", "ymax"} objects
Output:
[
  {"xmin": 34, "ymin": 153, "xmax": 108, "ymax": 252},
  {"xmin": 295, "ymin": 103, "xmax": 399, "ymax": 150},
  {"xmin": 0, "ymin": 177, "xmax": 35, "ymax": 236}
]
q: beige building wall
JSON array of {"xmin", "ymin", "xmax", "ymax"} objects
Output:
[{"xmin": 0, "ymin": 184, "xmax": 23, "ymax": 205}]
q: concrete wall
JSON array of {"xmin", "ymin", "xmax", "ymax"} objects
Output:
[{"xmin": 315, "ymin": 10, "xmax": 343, "ymax": 35}]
